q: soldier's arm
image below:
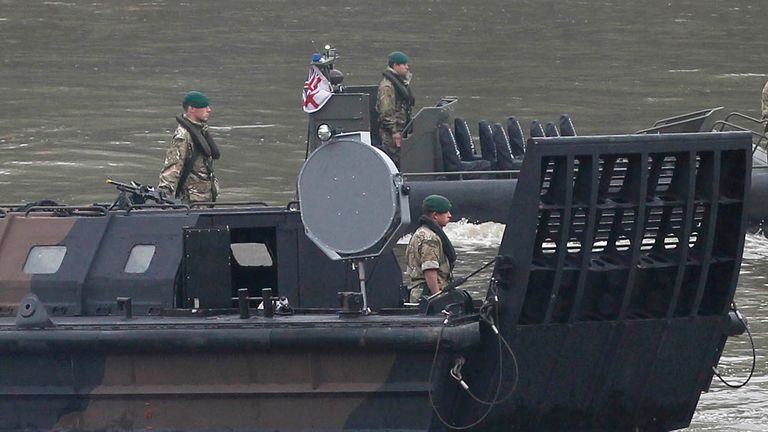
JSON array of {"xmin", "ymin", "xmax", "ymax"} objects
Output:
[
  {"xmin": 377, "ymin": 85, "xmax": 397, "ymax": 132},
  {"xmin": 423, "ymin": 269, "xmax": 441, "ymax": 296},
  {"xmin": 157, "ymin": 134, "xmax": 191, "ymax": 197}
]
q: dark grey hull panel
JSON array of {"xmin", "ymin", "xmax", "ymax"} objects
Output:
[
  {"xmin": 748, "ymin": 166, "xmax": 768, "ymax": 221},
  {"xmin": 409, "ymin": 166, "xmax": 768, "ymax": 227},
  {"xmin": 0, "ymin": 319, "xmax": 477, "ymax": 431},
  {"xmin": 406, "ymin": 179, "xmax": 517, "ymax": 225}
]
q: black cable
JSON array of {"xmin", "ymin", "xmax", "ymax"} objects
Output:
[
  {"xmin": 426, "ymin": 280, "xmax": 520, "ymax": 429},
  {"xmin": 447, "ymin": 257, "xmax": 498, "ymax": 291},
  {"xmin": 714, "ymin": 302, "xmax": 756, "ymax": 389},
  {"xmin": 482, "ymin": 283, "xmax": 520, "ymax": 405},
  {"xmin": 427, "ymin": 322, "xmax": 499, "ymax": 430}
]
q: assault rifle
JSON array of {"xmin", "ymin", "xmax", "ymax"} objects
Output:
[{"xmin": 106, "ymin": 178, "xmax": 180, "ymax": 209}]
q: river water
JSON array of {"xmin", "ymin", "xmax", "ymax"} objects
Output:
[{"xmin": 1, "ymin": 1, "xmax": 767, "ymax": 430}]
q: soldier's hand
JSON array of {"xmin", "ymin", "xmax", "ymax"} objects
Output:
[{"xmin": 393, "ymin": 132, "xmax": 402, "ymax": 148}]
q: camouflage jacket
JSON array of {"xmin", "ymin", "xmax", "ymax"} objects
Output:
[
  {"xmin": 762, "ymin": 81, "xmax": 768, "ymax": 120},
  {"xmin": 405, "ymin": 225, "xmax": 452, "ymax": 290},
  {"xmin": 158, "ymin": 116, "xmax": 219, "ymax": 203},
  {"xmin": 376, "ymin": 67, "xmax": 413, "ymax": 135}
]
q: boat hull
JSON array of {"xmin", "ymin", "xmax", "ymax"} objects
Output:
[
  {"xmin": 0, "ymin": 317, "xmax": 478, "ymax": 431},
  {"xmin": 0, "ymin": 316, "xmax": 725, "ymax": 432}
]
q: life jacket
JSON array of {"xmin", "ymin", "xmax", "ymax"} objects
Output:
[
  {"xmin": 175, "ymin": 115, "xmax": 220, "ymax": 160},
  {"xmin": 381, "ymin": 69, "xmax": 415, "ymax": 124},
  {"xmin": 175, "ymin": 115, "xmax": 221, "ymax": 201}
]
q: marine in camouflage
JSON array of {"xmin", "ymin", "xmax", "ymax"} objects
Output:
[
  {"xmin": 158, "ymin": 117, "xmax": 219, "ymax": 204},
  {"xmin": 376, "ymin": 68, "xmax": 413, "ymax": 167},
  {"xmin": 405, "ymin": 225, "xmax": 452, "ymax": 302}
]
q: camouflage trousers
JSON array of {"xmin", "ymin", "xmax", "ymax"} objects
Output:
[
  {"xmin": 409, "ymin": 282, "xmax": 428, "ymax": 303},
  {"xmin": 379, "ymin": 128, "xmax": 401, "ymax": 168},
  {"xmin": 179, "ymin": 176, "xmax": 219, "ymax": 204}
]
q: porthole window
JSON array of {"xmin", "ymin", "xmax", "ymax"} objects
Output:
[
  {"xmin": 231, "ymin": 243, "xmax": 273, "ymax": 267},
  {"xmin": 124, "ymin": 245, "xmax": 156, "ymax": 273},
  {"xmin": 23, "ymin": 246, "xmax": 67, "ymax": 274}
]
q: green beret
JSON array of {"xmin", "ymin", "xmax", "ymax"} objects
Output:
[
  {"xmin": 388, "ymin": 51, "xmax": 409, "ymax": 66},
  {"xmin": 182, "ymin": 91, "xmax": 209, "ymax": 109},
  {"xmin": 423, "ymin": 194, "xmax": 452, "ymax": 213}
]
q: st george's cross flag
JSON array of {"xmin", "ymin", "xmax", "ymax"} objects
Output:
[{"xmin": 302, "ymin": 66, "xmax": 332, "ymax": 113}]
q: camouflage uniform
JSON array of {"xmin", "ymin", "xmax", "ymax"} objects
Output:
[
  {"xmin": 762, "ymin": 81, "xmax": 768, "ymax": 121},
  {"xmin": 158, "ymin": 116, "xmax": 219, "ymax": 203},
  {"xmin": 405, "ymin": 225, "xmax": 452, "ymax": 302},
  {"xmin": 376, "ymin": 68, "xmax": 413, "ymax": 167}
]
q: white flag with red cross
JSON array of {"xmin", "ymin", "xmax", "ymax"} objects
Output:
[{"xmin": 302, "ymin": 66, "xmax": 332, "ymax": 113}]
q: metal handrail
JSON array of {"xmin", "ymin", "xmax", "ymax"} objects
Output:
[
  {"xmin": 125, "ymin": 203, "xmax": 190, "ymax": 214},
  {"xmin": 721, "ymin": 111, "xmax": 767, "ymax": 127},
  {"xmin": 651, "ymin": 107, "xmax": 723, "ymax": 127},
  {"xmin": 24, "ymin": 205, "xmax": 108, "ymax": 217},
  {"xmin": 712, "ymin": 120, "xmax": 767, "ymax": 138},
  {"xmin": 0, "ymin": 203, "xmax": 26, "ymax": 210},
  {"xmin": 190, "ymin": 201, "xmax": 269, "ymax": 208},
  {"xmin": 636, "ymin": 107, "xmax": 724, "ymax": 134},
  {"xmin": 403, "ymin": 169, "xmax": 519, "ymax": 180},
  {"xmin": 712, "ymin": 117, "xmax": 768, "ymax": 156}
]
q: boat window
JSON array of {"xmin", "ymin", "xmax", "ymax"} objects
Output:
[
  {"xmin": 23, "ymin": 246, "xmax": 67, "ymax": 274},
  {"xmin": 124, "ymin": 245, "xmax": 156, "ymax": 273},
  {"xmin": 231, "ymin": 243, "xmax": 273, "ymax": 267}
]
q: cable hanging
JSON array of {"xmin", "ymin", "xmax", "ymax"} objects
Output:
[
  {"xmin": 713, "ymin": 302, "xmax": 756, "ymax": 389},
  {"xmin": 427, "ymin": 279, "xmax": 519, "ymax": 430}
]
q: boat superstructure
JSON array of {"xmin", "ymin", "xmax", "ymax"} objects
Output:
[{"xmin": 305, "ymin": 46, "xmax": 768, "ymax": 231}]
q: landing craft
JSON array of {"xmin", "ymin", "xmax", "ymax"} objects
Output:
[
  {"xmin": 0, "ymin": 128, "xmax": 753, "ymax": 430},
  {"xmin": 0, "ymin": 46, "xmax": 756, "ymax": 431}
]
